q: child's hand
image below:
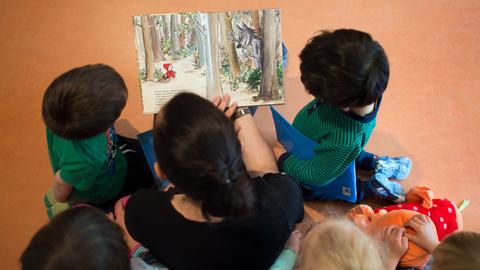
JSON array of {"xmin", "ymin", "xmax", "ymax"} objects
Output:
[
  {"xmin": 286, "ymin": 230, "xmax": 302, "ymax": 254},
  {"xmin": 404, "ymin": 214, "xmax": 439, "ymax": 253},
  {"xmin": 381, "ymin": 225, "xmax": 408, "ymax": 270},
  {"xmin": 111, "ymin": 200, "xmax": 140, "ymax": 251},
  {"xmin": 212, "ymin": 94, "xmax": 237, "ymax": 119},
  {"xmin": 273, "ymin": 142, "xmax": 287, "ymax": 160}
]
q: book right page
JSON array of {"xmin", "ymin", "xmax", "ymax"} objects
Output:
[{"xmin": 212, "ymin": 9, "xmax": 285, "ymax": 107}]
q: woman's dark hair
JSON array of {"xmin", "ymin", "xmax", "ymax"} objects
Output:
[
  {"xmin": 154, "ymin": 93, "xmax": 254, "ymax": 219},
  {"xmin": 42, "ymin": 64, "xmax": 128, "ymax": 140},
  {"xmin": 300, "ymin": 29, "xmax": 389, "ymax": 108},
  {"xmin": 20, "ymin": 207, "xmax": 130, "ymax": 270}
]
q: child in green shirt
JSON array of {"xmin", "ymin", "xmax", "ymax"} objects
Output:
[
  {"xmin": 274, "ymin": 29, "xmax": 411, "ymax": 202},
  {"xmin": 42, "ymin": 64, "xmax": 153, "ymax": 217}
]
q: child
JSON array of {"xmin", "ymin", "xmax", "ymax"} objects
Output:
[
  {"xmin": 274, "ymin": 29, "xmax": 411, "ymax": 201},
  {"xmin": 405, "ymin": 215, "xmax": 480, "ymax": 270},
  {"xmin": 42, "ymin": 64, "xmax": 153, "ymax": 217},
  {"xmin": 20, "ymin": 206, "xmax": 167, "ymax": 270},
  {"xmin": 431, "ymin": 231, "xmax": 480, "ymax": 270},
  {"xmin": 298, "ymin": 219, "xmax": 407, "ymax": 270}
]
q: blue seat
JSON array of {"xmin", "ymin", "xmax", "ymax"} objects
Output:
[
  {"xmin": 137, "ymin": 130, "xmax": 169, "ymax": 190},
  {"xmin": 270, "ymin": 106, "xmax": 357, "ymax": 203}
]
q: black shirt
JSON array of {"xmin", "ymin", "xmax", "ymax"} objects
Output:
[{"xmin": 125, "ymin": 173, "xmax": 304, "ymax": 270}]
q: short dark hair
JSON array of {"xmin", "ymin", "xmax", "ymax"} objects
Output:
[
  {"xmin": 42, "ymin": 64, "xmax": 128, "ymax": 139},
  {"xmin": 300, "ymin": 29, "xmax": 389, "ymax": 108},
  {"xmin": 153, "ymin": 93, "xmax": 254, "ymax": 219},
  {"xmin": 432, "ymin": 231, "xmax": 480, "ymax": 270},
  {"xmin": 20, "ymin": 207, "xmax": 130, "ymax": 270}
]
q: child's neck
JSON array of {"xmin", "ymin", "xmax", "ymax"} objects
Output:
[{"xmin": 345, "ymin": 103, "xmax": 375, "ymax": 116}]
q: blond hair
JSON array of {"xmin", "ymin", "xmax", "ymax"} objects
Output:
[
  {"xmin": 432, "ymin": 231, "xmax": 480, "ymax": 270},
  {"xmin": 299, "ymin": 219, "xmax": 384, "ymax": 270}
]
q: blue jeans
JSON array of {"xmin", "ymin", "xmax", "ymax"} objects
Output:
[{"xmin": 355, "ymin": 150, "xmax": 375, "ymax": 171}]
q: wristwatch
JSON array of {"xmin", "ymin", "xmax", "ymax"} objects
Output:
[{"xmin": 234, "ymin": 107, "xmax": 251, "ymax": 119}]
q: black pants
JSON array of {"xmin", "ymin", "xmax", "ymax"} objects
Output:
[{"xmin": 95, "ymin": 135, "xmax": 155, "ymax": 212}]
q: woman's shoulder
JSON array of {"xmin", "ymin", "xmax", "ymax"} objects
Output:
[
  {"xmin": 124, "ymin": 189, "xmax": 175, "ymax": 224},
  {"xmin": 251, "ymin": 173, "xmax": 303, "ymax": 219},
  {"xmin": 254, "ymin": 173, "xmax": 300, "ymax": 191}
]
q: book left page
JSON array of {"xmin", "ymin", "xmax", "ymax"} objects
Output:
[{"xmin": 133, "ymin": 13, "xmax": 208, "ymax": 114}]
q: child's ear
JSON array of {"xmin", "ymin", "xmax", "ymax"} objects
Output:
[{"xmin": 154, "ymin": 162, "xmax": 168, "ymax": 179}]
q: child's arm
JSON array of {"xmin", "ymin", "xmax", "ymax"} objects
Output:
[
  {"xmin": 274, "ymin": 142, "xmax": 356, "ymax": 185},
  {"xmin": 381, "ymin": 225, "xmax": 408, "ymax": 270},
  {"xmin": 51, "ymin": 171, "xmax": 72, "ymax": 203},
  {"xmin": 268, "ymin": 230, "xmax": 302, "ymax": 270}
]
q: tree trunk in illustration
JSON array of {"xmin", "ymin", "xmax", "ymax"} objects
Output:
[
  {"xmin": 250, "ymin": 10, "xmax": 261, "ymax": 35},
  {"xmin": 162, "ymin": 15, "xmax": 169, "ymax": 38},
  {"xmin": 274, "ymin": 10, "xmax": 282, "ymax": 62},
  {"xmin": 206, "ymin": 13, "xmax": 222, "ymax": 98},
  {"xmin": 178, "ymin": 15, "xmax": 186, "ymax": 50},
  {"xmin": 141, "ymin": 15, "xmax": 154, "ymax": 81},
  {"xmin": 170, "ymin": 14, "xmax": 179, "ymax": 59},
  {"xmin": 255, "ymin": 9, "xmax": 278, "ymax": 101},
  {"xmin": 149, "ymin": 16, "xmax": 164, "ymax": 62},
  {"xmin": 219, "ymin": 13, "xmax": 240, "ymax": 80},
  {"xmin": 193, "ymin": 14, "xmax": 206, "ymax": 68}
]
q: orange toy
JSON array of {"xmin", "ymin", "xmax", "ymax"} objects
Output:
[{"xmin": 348, "ymin": 186, "xmax": 463, "ymax": 269}]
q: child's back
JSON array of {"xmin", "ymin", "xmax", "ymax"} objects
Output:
[
  {"xmin": 277, "ymin": 29, "xmax": 410, "ymax": 201},
  {"xmin": 42, "ymin": 64, "xmax": 130, "ymax": 215}
]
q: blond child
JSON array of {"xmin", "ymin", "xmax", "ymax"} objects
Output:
[{"xmin": 299, "ymin": 219, "xmax": 408, "ymax": 270}]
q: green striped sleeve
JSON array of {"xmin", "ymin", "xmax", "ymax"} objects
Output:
[{"xmin": 283, "ymin": 142, "xmax": 361, "ymax": 186}]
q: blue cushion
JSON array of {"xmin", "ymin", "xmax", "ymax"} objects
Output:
[{"xmin": 270, "ymin": 106, "xmax": 357, "ymax": 203}]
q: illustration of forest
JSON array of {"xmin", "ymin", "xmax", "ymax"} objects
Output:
[
  {"xmin": 133, "ymin": 13, "xmax": 208, "ymax": 112},
  {"xmin": 133, "ymin": 9, "xmax": 284, "ymax": 111},
  {"xmin": 215, "ymin": 9, "xmax": 284, "ymax": 105}
]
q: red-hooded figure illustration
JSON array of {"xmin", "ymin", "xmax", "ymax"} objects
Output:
[{"xmin": 162, "ymin": 63, "xmax": 176, "ymax": 80}]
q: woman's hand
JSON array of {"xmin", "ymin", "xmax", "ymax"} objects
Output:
[
  {"xmin": 404, "ymin": 214, "xmax": 439, "ymax": 253},
  {"xmin": 212, "ymin": 94, "xmax": 237, "ymax": 119},
  {"xmin": 212, "ymin": 95, "xmax": 278, "ymax": 177}
]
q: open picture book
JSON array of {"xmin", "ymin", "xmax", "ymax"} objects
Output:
[{"xmin": 133, "ymin": 9, "xmax": 285, "ymax": 114}]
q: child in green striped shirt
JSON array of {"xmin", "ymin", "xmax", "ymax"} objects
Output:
[{"xmin": 274, "ymin": 29, "xmax": 411, "ymax": 202}]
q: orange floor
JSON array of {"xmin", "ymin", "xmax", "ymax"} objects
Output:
[{"xmin": 1, "ymin": 0, "xmax": 479, "ymax": 268}]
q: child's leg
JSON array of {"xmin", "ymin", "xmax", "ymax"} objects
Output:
[
  {"xmin": 374, "ymin": 156, "xmax": 412, "ymax": 180},
  {"xmin": 357, "ymin": 150, "xmax": 412, "ymax": 180},
  {"xmin": 116, "ymin": 135, "xmax": 155, "ymax": 195},
  {"xmin": 94, "ymin": 136, "xmax": 155, "ymax": 212},
  {"xmin": 368, "ymin": 174, "xmax": 406, "ymax": 203},
  {"xmin": 355, "ymin": 150, "xmax": 375, "ymax": 171}
]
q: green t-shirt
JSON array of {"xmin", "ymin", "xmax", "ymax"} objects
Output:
[{"xmin": 46, "ymin": 127, "xmax": 127, "ymax": 204}]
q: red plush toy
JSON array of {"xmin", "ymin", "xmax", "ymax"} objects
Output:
[{"xmin": 348, "ymin": 186, "xmax": 466, "ymax": 269}]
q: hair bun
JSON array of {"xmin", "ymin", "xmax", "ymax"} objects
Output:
[{"xmin": 201, "ymin": 172, "xmax": 253, "ymax": 218}]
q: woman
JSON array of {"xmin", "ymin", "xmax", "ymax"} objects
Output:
[{"xmin": 121, "ymin": 93, "xmax": 304, "ymax": 270}]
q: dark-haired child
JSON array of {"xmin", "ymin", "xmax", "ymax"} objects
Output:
[
  {"xmin": 274, "ymin": 29, "xmax": 411, "ymax": 202},
  {"xmin": 21, "ymin": 206, "xmax": 167, "ymax": 270},
  {"xmin": 42, "ymin": 64, "xmax": 153, "ymax": 217}
]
